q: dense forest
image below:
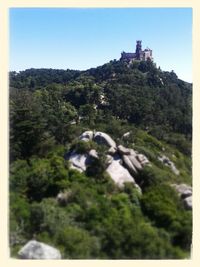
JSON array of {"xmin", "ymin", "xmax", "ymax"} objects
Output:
[{"xmin": 10, "ymin": 59, "xmax": 192, "ymax": 259}]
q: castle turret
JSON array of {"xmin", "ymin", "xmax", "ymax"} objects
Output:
[{"xmin": 135, "ymin": 40, "xmax": 142, "ymax": 60}]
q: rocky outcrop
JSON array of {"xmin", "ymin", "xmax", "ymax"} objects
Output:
[
  {"xmin": 94, "ymin": 131, "xmax": 116, "ymax": 148},
  {"xmin": 67, "ymin": 131, "xmax": 150, "ymax": 189},
  {"xmin": 158, "ymin": 155, "xmax": 180, "ymax": 175},
  {"xmin": 18, "ymin": 240, "xmax": 61, "ymax": 259},
  {"xmin": 106, "ymin": 155, "xmax": 136, "ymax": 187},
  {"xmin": 171, "ymin": 183, "xmax": 192, "ymax": 210}
]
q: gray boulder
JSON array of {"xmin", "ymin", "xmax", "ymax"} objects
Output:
[
  {"xmin": 68, "ymin": 151, "xmax": 88, "ymax": 172},
  {"xmin": 79, "ymin": 130, "xmax": 94, "ymax": 142},
  {"xmin": 94, "ymin": 132, "xmax": 116, "ymax": 148},
  {"xmin": 171, "ymin": 183, "xmax": 192, "ymax": 210},
  {"xmin": 18, "ymin": 240, "xmax": 61, "ymax": 259},
  {"xmin": 106, "ymin": 155, "xmax": 135, "ymax": 187},
  {"xmin": 122, "ymin": 155, "xmax": 138, "ymax": 175},
  {"xmin": 106, "ymin": 155, "xmax": 113, "ymax": 165},
  {"xmin": 108, "ymin": 146, "xmax": 117, "ymax": 155},
  {"xmin": 118, "ymin": 145, "xmax": 132, "ymax": 155},
  {"xmin": 183, "ymin": 196, "xmax": 192, "ymax": 210},
  {"xmin": 172, "ymin": 184, "xmax": 192, "ymax": 198},
  {"xmin": 128, "ymin": 154, "xmax": 143, "ymax": 170},
  {"xmin": 88, "ymin": 149, "xmax": 98, "ymax": 159},
  {"xmin": 136, "ymin": 154, "xmax": 150, "ymax": 166}
]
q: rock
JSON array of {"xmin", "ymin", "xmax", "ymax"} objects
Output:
[
  {"xmin": 106, "ymin": 155, "xmax": 113, "ymax": 165},
  {"xmin": 172, "ymin": 184, "xmax": 192, "ymax": 198},
  {"xmin": 79, "ymin": 131, "xmax": 94, "ymax": 142},
  {"xmin": 94, "ymin": 132, "xmax": 116, "ymax": 148},
  {"xmin": 122, "ymin": 132, "xmax": 131, "ymax": 139},
  {"xmin": 117, "ymin": 145, "xmax": 131, "ymax": 155},
  {"xmin": 183, "ymin": 196, "xmax": 192, "ymax": 210},
  {"xmin": 106, "ymin": 155, "xmax": 135, "ymax": 187},
  {"xmin": 108, "ymin": 146, "xmax": 117, "ymax": 155},
  {"xmin": 18, "ymin": 240, "xmax": 61, "ymax": 259},
  {"xmin": 88, "ymin": 149, "xmax": 98, "ymax": 159},
  {"xmin": 158, "ymin": 155, "xmax": 180, "ymax": 175},
  {"xmin": 122, "ymin": 155, "xmax": 138, "ymax": 175},
  {"xmin": 57, "ymin": 190, "xmax": 72, "ymax": 206},
  {"xmin": 68, "ymin": 151, "xmax": 88, "ymax": 172},
  {"xmin": 128, "ymin": 154, "xmax": 143, "ymax": 170},
  {"xmin": 171, "ymin": 184, "xmax": 192, "ymax": 210},
  {"xmin": 136, "ymin": 154, "xmax": 150, "ymax": 166}
]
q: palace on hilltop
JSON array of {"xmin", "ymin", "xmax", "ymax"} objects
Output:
[{"xmin": 120, "ymin": 40, "xmax": 153, "ymax": 62}]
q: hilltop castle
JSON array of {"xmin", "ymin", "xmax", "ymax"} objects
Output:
[{"xmin": 120, "ymin": 40, "xmax": 153, "ymax": 62}]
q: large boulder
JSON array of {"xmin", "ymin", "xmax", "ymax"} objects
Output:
[
  {"xmin": 88, "ymin": 149, "xmax": 98, "ymax": 159},
  {"xmin": 94, "ymin": 132, "xmax": 116, "ymax": 148},
  {"xmin": 106, "ymin": 155, "xmax": 135, "ymax": 187},
  {"xmin": 79, "ymin": 130, "xmax": 94, "ymax": 142},
  {"xmin": 18, "ymin": 240, "xmax": 61, "ymax": 259},
  {"xmin": 122, "ymin": 155, "xmax": 138, "ymax": 175},
  {"xmin": 171, "ymin": 183, "xmax": 192, "ymax": 210},
  {"xmin": 136, "ymin": 154, "xmax": 150, "ymax": 166},
  {"xmin": 68, "ymin": 151, "xmax": 89, "ymax": 172},
  {"xmin": 117, "ymin": 145, "xmax": 132, "ymax": 155},
  {"xmin": 172, "ymin": 183, "xmax": 192, "ymax": 198}
]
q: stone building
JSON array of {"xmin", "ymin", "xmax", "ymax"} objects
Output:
[{"xmin": 120, "ymin": 40, "xmax": 153, "ymax": 62}]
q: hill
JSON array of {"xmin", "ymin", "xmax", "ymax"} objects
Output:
[{"xmin": 9, "ymin": 59, "xmax": 192, "ymax": 259}]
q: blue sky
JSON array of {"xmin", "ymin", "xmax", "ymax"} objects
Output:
[{"xmin": 10, "ymin": 8, "xmax": 192, "ymax": 82}]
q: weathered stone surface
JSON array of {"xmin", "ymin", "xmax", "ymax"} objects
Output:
[
  {"xmin": 171, "ymin": 183, "xmax": 192, "ymax": 210},
  {"xmin": 88, "ymin": 149, "xmax": 98, "ymax": 159},
  {"xmin": 122, "ymin": 155, "xmax": 138, "ymax": 175},
  {"xmin": 18, "ymin": 240, "xmax": 61, "ymax": 259},
  {"xmin": 108, "ymin": 146, "xmax": 117, "ymax": 155},
  {"xmin": 172, "ymin": 184, "xmax": 192, "ymax": 198},
  {"xmin": 79, "ymin": 131, "xmax": 94, "ymax": 142},
  {"xmin": 68, "ymin": 151, "xmax": 88, "ymax": 172},
  {"xmin": 106, "ymin": 155, "xmax": 113, "ymax": 165},
  {"xmin": 128, "ymin": 155, "xmax": 143, "ymax": 170},
  {"xmin": 117, "ymin": 145, "xmax": 131, "ymax": 155},
  {"xmin": 158, "ymin": 155, "xmax": 180, "ymax": 175},
  {"xmin": 106, "ymin": 155, "xmax": 135, "ymax": 187},
  {"xmin": 136, "ymin": 154, "xmax": 150, "ymax": 166},
  {"xmin": 183, "ymin": 196, "xmax": 192, "ymax": 210},
  {"xmin": 94, "ymin": 132, "xmax": 116, "ymax": 148}
]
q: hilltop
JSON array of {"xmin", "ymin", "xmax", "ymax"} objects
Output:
[{"xmin": 9, "ymin": 59, "xmax": 192, "ymax": 259}]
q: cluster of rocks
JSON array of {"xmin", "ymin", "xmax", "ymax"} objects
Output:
[
  {"xmin": 158, "ymin": 155, "xmax": 180, "ymax": 175},
  {"xmin": 67, "ymin": 131, "xmax": 150, "ymax": 189},
  {"xmin": 171, "ymin": 183, "xmax": 192, "ymax": 210},
  {"xmin": 18, "ymin": 240, "xmax": 61, "ymax": 259}
]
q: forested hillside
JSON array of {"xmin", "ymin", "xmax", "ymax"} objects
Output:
[{"xmin": 10, "ymin": 59, "xmax": 192, "ymax": 259}]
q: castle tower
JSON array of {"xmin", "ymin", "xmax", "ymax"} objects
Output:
[{"xmin": 135, "ymin": 40, "xmax": 142, "ymax": 60}]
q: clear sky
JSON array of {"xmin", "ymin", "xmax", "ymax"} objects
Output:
[{"xmin": 9, "ymin": 8, "xmax": 192, "ymax": 82}]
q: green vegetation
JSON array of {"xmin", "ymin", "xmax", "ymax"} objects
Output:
[{"xmin": 10, "ymin": 60, "xmax": 192, "ymax": 258}]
